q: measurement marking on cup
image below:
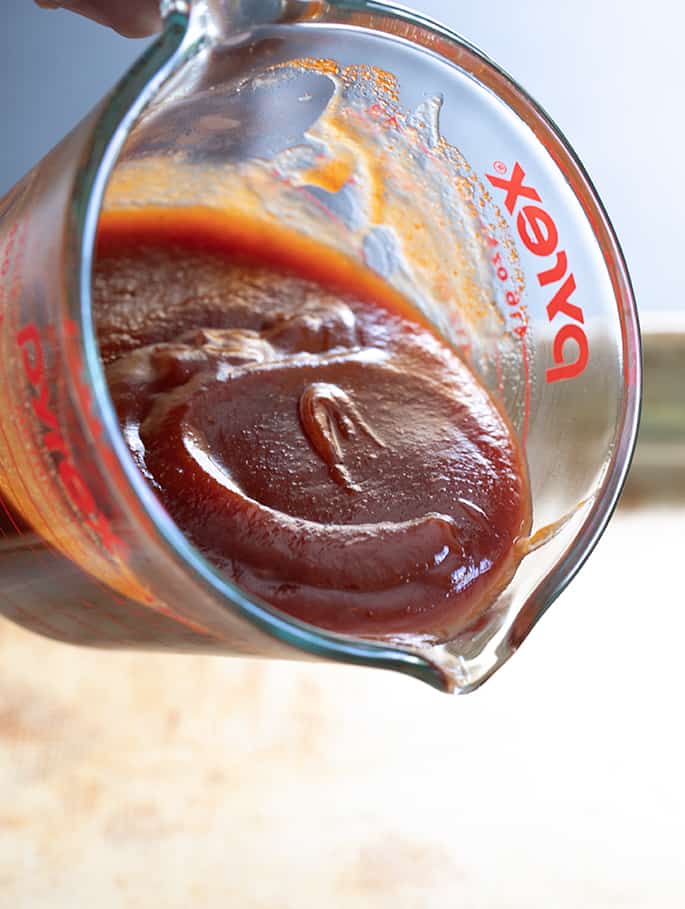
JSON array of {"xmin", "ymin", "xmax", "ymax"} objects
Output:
[
  {"xmin": 16, "ymin": 321, "xmax": 126, "ymax": 558},
  {"xmin": 14, "ymin": 318, "xmax": 213, "ymax": 633},
  {"xmin": 486, "ymin": 235, "xmax": 528, "ymax": 338},
  {"xmin": 487, "ymin": 161, "xmax": 589, "ymax": 383},
  {"xmin": 482, "ymin": 214, "xmax": 531, "ymax": 441}
]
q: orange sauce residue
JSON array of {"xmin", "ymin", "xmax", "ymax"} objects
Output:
[{"xmin": 96, "ymin": 205, "xmax": 435, "ymax": 333}]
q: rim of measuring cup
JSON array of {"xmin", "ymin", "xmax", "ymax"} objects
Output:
[{"xmin": 68, "ymin": 0, "xmax": 641, "ymax": 693}]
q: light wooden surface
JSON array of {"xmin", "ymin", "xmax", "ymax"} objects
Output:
[{"xmin": 1, "ymin": 504, "xmax": 684, "ymax": 908}]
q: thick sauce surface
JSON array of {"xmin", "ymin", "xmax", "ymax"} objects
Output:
[{"xmin": 94, "ymin": 209, "xmax": 530, "ymax": 640}]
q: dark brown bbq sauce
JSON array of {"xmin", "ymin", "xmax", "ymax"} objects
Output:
[{"xmin": 94, "ymin": 207, "xmax": 531, "ymax": 641}]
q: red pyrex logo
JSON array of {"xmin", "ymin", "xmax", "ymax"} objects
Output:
[
  {"xmin": 487, "ymin": 162, "xmax": 589, "ymax": 383},
  {"xmin": 17, "ymin": 323, "xmax": 124, "ymax": 556}
]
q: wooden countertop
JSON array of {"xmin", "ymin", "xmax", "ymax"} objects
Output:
[{"xmin": 1, "ymin": 503, "xmax": 684, "ymax": 908}]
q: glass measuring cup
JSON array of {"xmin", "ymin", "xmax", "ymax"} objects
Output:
[{"xmin": 0, "ymin": 0, "xmax": 640, "ymax": 692}]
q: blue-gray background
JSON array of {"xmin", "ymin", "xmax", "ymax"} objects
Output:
[{"xmin": 2, "ymin": 0, "xmax": 682, "ymax": 313}]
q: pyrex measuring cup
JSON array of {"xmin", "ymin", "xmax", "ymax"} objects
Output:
[{"xmin": 0, "ymin": 0, "xmax": 640, "ymax": 692}]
